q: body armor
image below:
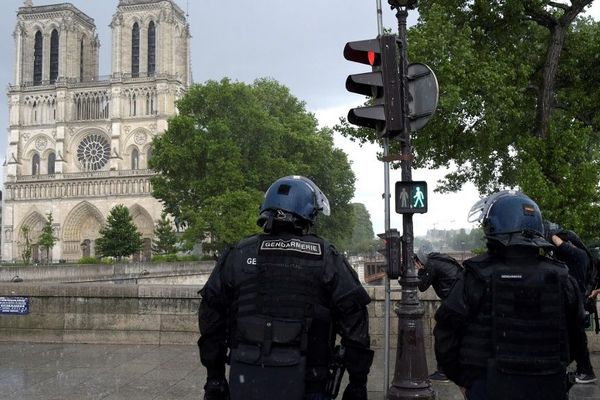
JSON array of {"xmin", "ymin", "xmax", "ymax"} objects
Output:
[
  {"xmin": 460, "ymin": 254, "xmax": 569, "ymax": 400},
  {"xmin": 228, "ymin": 233, "xmax": 333, "ymax": 400}
]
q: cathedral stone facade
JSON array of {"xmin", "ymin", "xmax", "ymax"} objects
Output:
[{"xmin": 2, "ymin": 0, "xmax": 191, "ymax": 262}]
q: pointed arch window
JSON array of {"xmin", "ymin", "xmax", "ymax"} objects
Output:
[
  {"xmin": 80, "ymin": 39, "xmax": 84, "ymax": 82},
  {"xmin": 148, "ymin": 21, "xmax": 156, "ymax": 76},
  {"xmin": 33, "ymin": 31, "xmax": 43, "ymax": 85},
  {"xmin": 32, "ymin": 153, "xmax": 40, "ymax": 175},
  {"xmin": 50, "ymin": 29, "xmax": 59, "ymax": 84},
  {"xmin": 48, "ymin": 152, "xmax": 56, "ymax": 175},
  {"xmin": 131, "ymin": 148, "xmax": 139, "ymax": 170},
  {"xmin": 132, "ymin": 22, "xmax": 140, "ymax": 77}
]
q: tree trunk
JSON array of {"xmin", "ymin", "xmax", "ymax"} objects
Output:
[{"xmin": 535, "ymin": 24, "xmax": 564, "ymax": 138}]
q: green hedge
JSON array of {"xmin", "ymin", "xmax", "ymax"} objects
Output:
[{"xmin": 151, "ymin": 254, "xmax": 200, "ymax": 262}]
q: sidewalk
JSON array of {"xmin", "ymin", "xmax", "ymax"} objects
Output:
[{"xmin": 0, "ymin": 343, "xmax": 599, "ymax": 399}]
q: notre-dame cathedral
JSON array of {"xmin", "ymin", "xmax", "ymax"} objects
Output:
[{"xmin": 2, "ymin": 0, "xmax": 191, "ymax": 262}]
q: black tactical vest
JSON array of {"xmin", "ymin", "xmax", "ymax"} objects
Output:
[
  {"xmin": 462, "ymin": 253, "xmax": 569, "ymax": 400},
  {"xmin": 228, "ymin": 233, "xmax": 333, "ymax": 400}
]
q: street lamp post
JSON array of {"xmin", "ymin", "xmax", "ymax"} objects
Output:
[{"xmin": 386, "ymin": 1, "xmax": 435, "ymax": 399}]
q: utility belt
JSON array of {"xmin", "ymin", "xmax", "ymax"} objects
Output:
[{"xmin": 229, "ymin": 316, "xmax": 308, "ymax": 400}]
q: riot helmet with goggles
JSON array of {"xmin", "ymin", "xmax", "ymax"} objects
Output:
[
  {"xmin": 257, "ymin": 175, "xmax": 330, "ymax": 233},
  {"xmin": 467, "ymin": 190, "xmax": 550, "ymax": 248}
]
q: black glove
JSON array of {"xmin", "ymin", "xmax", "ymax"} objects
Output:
[
  {"xmin": 342, "ymin": 381, "xmax": 368, "ymax": 400},
  {"xmin": 203, "ymin": 378, "xmax": 230, "ymax": 400}
]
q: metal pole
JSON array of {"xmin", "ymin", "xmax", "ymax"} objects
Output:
[
  {"xmin": 375, "ymin": 0, "xmax": 391, "ymax": 398},
  {"xmin": 387, "ymin": 4, "xmax": 435, "ymax": 400}
]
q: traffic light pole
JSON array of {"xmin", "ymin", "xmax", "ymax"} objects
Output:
[
  {"xmin": 386, "ymin": 3, "xmax": 435, "ymax": 399},
  {"xmin": 374, "ymin": 1, "xmax": 393, "ymax": 397}
]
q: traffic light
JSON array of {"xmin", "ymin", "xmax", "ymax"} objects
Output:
[
  {"xmin": 395, "ymin": 181, "xmax": 428, "ymax": 214},
  {"xmin": 344, "ymin": 34, "xmax": 403, "ymax": 139},
  {"xmin": 377, "ymin": 229, "xmax": 402, "ymax": 279}
]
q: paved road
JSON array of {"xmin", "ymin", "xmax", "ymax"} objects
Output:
[{"xmin": 0, "ymin": 343, "xmax": 599, "ymax": 399}]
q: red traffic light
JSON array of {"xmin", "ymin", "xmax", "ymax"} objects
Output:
[{"xmin": 344, "ymin": 38, "xmax": 381, "ymax": 66}]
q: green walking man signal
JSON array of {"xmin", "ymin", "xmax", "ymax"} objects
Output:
[{"xmin": 395, "ymin": 181, "xmax": 428, "ymax": 214}]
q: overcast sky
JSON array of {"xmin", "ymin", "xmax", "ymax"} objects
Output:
[{"xmin": 1, "ymin": 0, "xmax": 599, "ymax": 238}]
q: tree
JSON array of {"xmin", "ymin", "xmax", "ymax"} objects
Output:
[
  {"xmin": 38, "ymin": 212, "xmax": 58, "ymax": 265},
  {"xmin": 19, "ymin": 225, "xmax": 33, "ymax": 265},
  {"xmin": 152, "ymin": 213, "xmax": 178, "ymax": 255},
  {"xmin": 336, "ymin": 1, "xmax": 600, "ymax": 241},
  {"xmin": 95, "ymin": 205, "xmax": 143, "ymax": 260},
  {"xmin": 342, "ymin": 203, "xmax": 379, "ymax": 255},
  {"xmin": 150, "ymin": 78, "xmax": 356, "ymax": 252}
]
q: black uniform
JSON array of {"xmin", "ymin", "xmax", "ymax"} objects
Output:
[
  {"xmin": 417, "ymin": 252, "xmax": 462, "ymax": 299},
  {"xmin": 553, "ymin": 240, "xmax": 595, "ymax": 378},
  {"xmin": 434, "ymin": 247, "xmax": 585, "ymax": 400},
  {"xmin": 198, "ymin": 231, "xmax": 373, "ymax": 400}
]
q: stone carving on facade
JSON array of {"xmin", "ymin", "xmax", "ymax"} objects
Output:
[
  {"xmin": 22, "ymin": 133, "xmax": 30, "ymax": 142},
  {"xmin": 134, "ymin": 131, "xmax": 147, "ymax": 145},
  {"xmin": 35, "ymin": 137, "xmax": 48, "ymax": 151},
  {"xmin": 124, "ymin": 125, "xmax": 131, "ymax": 134},
  {"xmin": 5, "ymin": 228, "xmax": 13, "ymax": 243},
  {"xmin": 110, "ymin": 13, "xmax": 123, "ymax": 28},
  {"xmin": 149, "ymin": 123, "xmax": 156, "ymax": 133},
  {"xmin": 52, "ymin": 130, "xmax": 57, "ymax": 139}
]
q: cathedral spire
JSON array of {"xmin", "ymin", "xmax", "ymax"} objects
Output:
[{"xmin": 24, "ymin": 0, "xmax": 33, "ymax": 7}]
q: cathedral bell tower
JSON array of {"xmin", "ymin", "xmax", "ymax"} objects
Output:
[{"xmin": 3, "ymin": 0, "xmax": 190, "ymax": 263}]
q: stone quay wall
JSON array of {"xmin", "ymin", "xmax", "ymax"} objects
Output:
[{"xmin": 0, "ymin": 283, "xmax": 598, "ymax": 354}]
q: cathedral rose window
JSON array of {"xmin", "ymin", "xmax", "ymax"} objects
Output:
[{"xmin": 77, "ymin": 133, "xmax": 110, "ymax": 171}]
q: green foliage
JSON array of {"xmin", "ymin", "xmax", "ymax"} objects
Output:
[
  {"xmin": 78, "ymin": 256, "xmax": 100, "ymax": 264},
  {"xmin": 150, "ymin": 78, "xmax": 356, "ymax": 251},
  {"xmin": 341, "ymin": 203, "xmax": 380, "ymax": 255},
  {"xmin": 95, "ymin": 205, "xmax": 143, "ymax": 260},
  {"xmin": 337, "ymin": 2, "xmax": 600, "ymax": 242},
  {"xmin": 19, "ymin": 226, "xmax": 33, "ymax": 265},
  {"xmin": 152, "ymin": 213, "xmax": 178, "ymax": 255},
  {"xmin": 38, "ymin": 212, "xmax": 58, "ymax": 265},
  {"xmin": 151, "ymin": 254, "xmax": 200, "ymax": 263}
]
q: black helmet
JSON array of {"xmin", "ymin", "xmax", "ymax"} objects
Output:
[
  {"xmin": 468, "ymin": 190, "xmax": 550, "ymax": 248},
  {"xmin": 257, "ymin": 175, "xmax": 330, "ymax": 232}
]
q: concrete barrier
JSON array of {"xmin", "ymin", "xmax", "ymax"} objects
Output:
[
  {"xmin": 0, "ymin": 282, "xmax": 598, "ymax": 355},
  {"xmin": 0, "ymin": 261, "xmax": 214, "ymax": 285}
]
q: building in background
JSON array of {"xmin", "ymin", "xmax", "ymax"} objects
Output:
[{"xmin": 2, "ymin": 0, "xmax": 191, "ymax": 262}]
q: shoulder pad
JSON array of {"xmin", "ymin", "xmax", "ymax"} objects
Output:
[
  {"xmin": 235, "ymin": 234, "xmax": 261, "ymax": 249},
  {"xmin": 539, "ymin": 254, "xmax": 569, "ymax": 270},
  {"xmin": 463, "ymin": 254, "xmax": 495, "ymax": 280}
]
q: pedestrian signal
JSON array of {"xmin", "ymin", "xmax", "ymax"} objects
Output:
[{"xmin": 395, "ymin": 181, "xmax": 428, "ymax": 214}]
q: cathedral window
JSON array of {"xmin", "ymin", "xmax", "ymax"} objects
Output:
[
  {"xmin": 32, "ymin": 153, "xmax": 40, "ymax": 175},
  {"xmin": 33, "ymin": 31, "xmax": 43, "ymax": 85},
  {"xmin": 131, "ymin": 148, "xmax": 139, "ymax": 170},
  {"xmin": 48, "ymin": 152, "xmax": 56, "ymax": 175},
  {"xmin": 148, "ymin": 21, "xmax": 156, "ymax": 76},
  {"xmin": 80, "ymin": 39, "xmax": 84, "ymax": 82},
  {"xmin": 50, "ymin": 29, "xmax": 59, "ymax": 84},
  {"xmin": 77, "ymin": 133, "xmax": 110, "ymax": 171},
  {"xmin": 32, "ymin": 101, "xmax": 37, "ymax": 123},
  {"xmin": 132, "ymin": 23, "xmax": 140, "ymax": 77}
]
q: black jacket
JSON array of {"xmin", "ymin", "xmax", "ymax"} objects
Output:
[
  {"xmin": 555, "ymin": 241, "xmax": 590, "ymax": 295},
  {"xmin": 198, "ymin": 231, "xmax": 373, "ymax": 392},
  {"xmin": 417, "ymin": 252, "xmax": 462, "ymax": 299}
]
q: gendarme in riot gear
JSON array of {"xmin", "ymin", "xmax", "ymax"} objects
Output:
[
  {"xmin": 434, "ymin": 190, "xmax": 586, "ymax": 400},
  {"xmin": 198, "ymin": 176, "xmax": 374, "ymax": 400}
]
